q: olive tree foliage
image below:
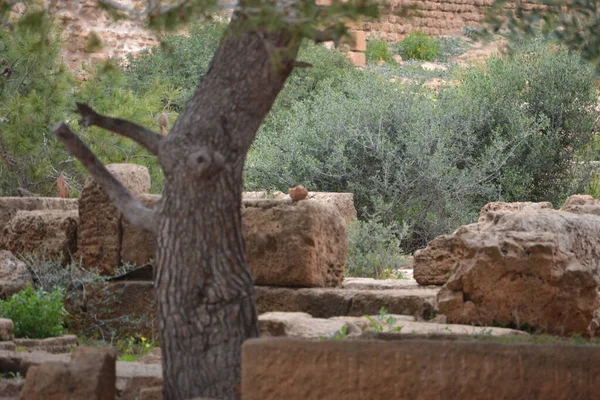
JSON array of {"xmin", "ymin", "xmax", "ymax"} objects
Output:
[{"xmin": 486, "ymin": 0, "xmax": 600, "ymax": 65}]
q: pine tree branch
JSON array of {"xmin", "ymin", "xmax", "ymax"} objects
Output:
[
  {"xmin": 54, "ymin": 122, "xmax": 158, "ymax": 234},
  {"xmin": 75, "ymin": 103, "xmax": 162, "ymax": 156}
]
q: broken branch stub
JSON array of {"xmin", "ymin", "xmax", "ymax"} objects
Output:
[{"xmin": 54, "ymin": 122, "xmax": 158, "ymax": 234}]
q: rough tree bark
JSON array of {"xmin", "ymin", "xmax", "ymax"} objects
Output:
[{"xmin": 55, "ymin": 13, "xmax": 302, "ymax": 400}]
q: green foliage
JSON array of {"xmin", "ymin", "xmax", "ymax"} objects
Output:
[
  {"xmin": 20, "ymin": 252, "xmax": 105, "ymax": 295},
  {"xmin": 365, "ymin": 307, "xmax": 403, "ymax": 333},
  {"xmin": 320, "ymin": 325, "xmax": 349, "ymax": 340},
  {"xmin": 74, "ymin": 64, "xmax": 175, "ymax": 193},
  {"xmin": 0, "ymin": 286, "xmax": 68, "ymax": 338},
  {"xmin": 395, "ymin": 30, "xmax": 440, "ymax": 61},
  {"xmin": 366, "ymin": 37, "xmax": 393, "ymax": 63},
  {"xmin": 123, "ymin": 22, "xmax": 226, "ymax": 111},
  {"xmin": 346, "ymin": 220, "xmax": 408, "ymax": 278},
  {"xmin": 0, "ymin": 8, "xmax": 75, "ymax": 196},
  {"xmin": 485, "ymin": 0, "xmax": 600, "ymax": 67},
  {"xmin": 247, "ymin": 39, "xmax": 598, "ymax": 250}
]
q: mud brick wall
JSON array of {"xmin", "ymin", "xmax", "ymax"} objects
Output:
[
  {"xmin": 355, "ymin": 0, "xmax": 541, "ymax": 41},
  {"xmin": 39, "ymin": 0, "xmax": 538, "ymax": 70}
]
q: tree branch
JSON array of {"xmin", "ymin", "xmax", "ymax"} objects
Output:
[
  {"xmin": 54, "ymin": 122, "xmax": 158, "ymax": 234},
  {"xmin": 75, "ymin": 103, "xmax": 162, "ymax": 155}
]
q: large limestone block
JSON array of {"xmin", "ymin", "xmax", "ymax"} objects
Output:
[
  {"xmin": 0, "ymin": 197, "xmax": 77, "ymax": 232},
  {"xmin": 0, "ymin": 250, "xmax": 32, "ymax": 299},
  {"xmin": 415, "ymin": 200, "xmax": 554, "ymax": 286},
  {"xmin": 20, "ymin": 346, "xmax": 116, "ymax": 400},
  {"xmin": 413, "ymin": 223, "xmax": 481, "ymax": 286},
  {"xmin": 120, "ymin": 192, "xmax": 356, "ymax": 268},
  {"xmin": 438, "ymin": 210, "xmax": 600, "ymax": 337},
  {"xmin": 259, "ymin": 312, "xmax": 351, "ymax": 338},
  {"xmin": 242, "ymin": 191, "xmax": 357, "ymax": 225},
  {"xmin": 242, "ymin": 338, "xmax": 600, "ymax": 400},
  {"xmin": 243, "ymin": 200, "xmax": 347, "ymax": 287},
  {"xmin": 259, "ymin": 312, "xmax": 526, "ymax": 338},
  {"xmin": 121, "ymin": 194, "xmax": 161, "ymax": 266},
  {"xmin": 560, "ymin": 194, "xmax": 600, "ymax": 216},
  {"xmin": 0, "ymin": 318, "xmax": 13, "ymax": 341},
  {"xmin": 478, "ymin": 200, "xmax": 553, "ymax": 223},
  {"xmin": 66, "ymin": 281, "xmax": 157, "ymax": 340},
  {"xmin": 255, "ymin": 286, "xmax": 438, "ymax": 319},
  {"xmin": 0, "ymin": 210, "xmax": 78, "ymax": 264},
  {"xmin": 77, "ymin": 164, "xmax": 151, "ymax": 274}
]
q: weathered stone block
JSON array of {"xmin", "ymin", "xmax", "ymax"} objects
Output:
[
  {"xmin": 346, "ymin": 51, "xmax": 366, "ymax": 67},
  {"xmin": 340, "ymin": 31, "xmax": 366, "ymax": 51},
  {"xmin": 65, "ymin": 281, "xmax": 157, "ymax": 340},
  {"xmin": 121, "ymin": 194, "xmax": 161, "ymax": 266},
  {"xmin": 242, "ymin": 338, "xmax": 600, "ymax": 399},
  {"xmin": 0, "ymin": 197, "xmax": 77, "ymax": 232},
  {"xmin": 77, "ymin": 164, "xmax": 151, "ymax": 274},
  {"xmin": 20, "ymin": 346, "xmax": 116, "ymax": 400},
  {"xmin": 0, "ymin": 318, "xmax": 13, "ymax": 341},
  {"xmin": 243, "ymin": 200, "xmax": 347, "ymax": 287},
  {"xmin": 0, "ymin": 250, "xmax": 32, "ymax": 299},
  {"xmin": 255, "ymin": 286, "xmax": 438, "ymax": 318},
  {"xmin": 478, "ymin": 200, "xmax": 553, "ymax": 223},
  {"xmin": 438, "ymin": 210, "xmax": 600, "ymax": 337},
  {"xmin": 0, "ymin": 210, "xmax": 78, "ymax": 264}
]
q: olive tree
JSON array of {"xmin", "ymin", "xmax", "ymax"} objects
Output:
[{"xmin": 43, "ymin": 0, "xmax": 386, "ymax": 399}]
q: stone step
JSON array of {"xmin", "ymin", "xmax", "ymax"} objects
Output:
[
  {"xmin": 66, "ymin": 280, "xmax": 439, "ymax": 339},
  {"xmin": 258, "ymin": 312, "xmax": 527, "ymax": 339},
  {"xmin": 255, "ymin": 286, "xmax": 439, "ymax": 319}
]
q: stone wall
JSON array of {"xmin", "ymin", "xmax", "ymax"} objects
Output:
[{"xmin": 43, "ymin": 0, "xmax": 534, "ymax": 69}]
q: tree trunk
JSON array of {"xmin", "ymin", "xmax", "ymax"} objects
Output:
[{"xmin": 154, "ymin": 17, "xmax": 301, "ymax": 399}]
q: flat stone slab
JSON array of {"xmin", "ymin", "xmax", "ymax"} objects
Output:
[
  {"xmin": 255, "ymin": 286, "xmax": 439, "ymax": 319},
  {"xmin": 242, "ymin": 337, "xmax": 600, "ymax": 399},
  {"xmin": 14, "ymin": 335, "xmax": 78, "ymax": 354},
  {"xmin": 342, "ymin": 276, "xmax": 430, "ymax": 291},
  {"xmin": 259, "ymin": 312, "xmax": 526, "ymax": 339}
]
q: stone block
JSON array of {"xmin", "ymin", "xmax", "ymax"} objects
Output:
[
  {"xmin": 346, "ymin": 51, "xmax": 366, "ymax": 67},
  {"xmin": 20, "ymin": 346, "xmax": 116, "ymax": 400},
  {"xmin": 0, "ymin": 250, "xmax": 32, "ymax": 299},
  {"xmin": 121, "ymin": 194, "xmax": 161, "ymax": 266},
  {"xmin": 0, "ymin": 318, "xmax": 13, "ymax": 341},
  {"xmin": 0, "ymin": 197, "xmax": 77, "ymax": 232},
  {"xmin": 0, "ymin": 210, "xmax": 78, "ymax": 264},
  {"xmin": 243, "ymin": 200, "xmax": 347, "ymax": 287},
  {"xmin": 242, "ymin": 338, "xmax": 600, "ymax": 399},
  {"xmin": 77, "ymin": 164, "xmax": 151, "ymax": 274},
  {"xmin": 340, "ymin": 31, "xmax": 366, "ymax": 51},
  {"xmin": 65, "ymin": 281, "xmax": 157, "ymax": 340},
  {"xmin": 255, "ymin": 286, "xmax": 438, "ymax": 318}
]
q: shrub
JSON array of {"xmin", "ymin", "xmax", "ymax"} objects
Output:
[
  {"xmin": 366, "ymin": 37, "xmax": 393, "ymax": 63},
  {"xmin": 0, "ymin": 286, "xmax": 68, "ymax": 338},
  {"xmin": 247, "ymin": 39, "xmax": 598, "ymax": 251},
  {"xmin": 346, "ymin": 220, "xmax": 408, "ymax": 278},
  {"xmin": 395, "ymin": 30, "xmax": 440, "ymax": 61},
  {"xmin": 123, "ymin": 21, "xmax": 226, "ymax": 111},
  {"xmin": 21, "ymin": 252, "xmax": 104, "ymax": 296}
]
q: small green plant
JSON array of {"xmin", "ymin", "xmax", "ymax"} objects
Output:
[
  {"xmin": 117, "ymin": 335, "xmax": 156, "ymax": 361},
  {"xmin": 366, "ymin": 37, "xmax": 393, "ymax": 63},
  {"xmin": 0, "ymin": 286, "xmax": 68, "ymax": 338},
  {"xmin": 320, "ymin": 326, "xmax": 349, "ymax": 341},
  {"xmin": 396, "ymin": 30, "xmax": 440, "ymax": 61},
  {"xmin": 365, "ymin": 307, "xmax": 403, "ymax": 333},
  {"xmin": 346, "ymin": 220, "xmax": 408, "ymax": 279}
]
